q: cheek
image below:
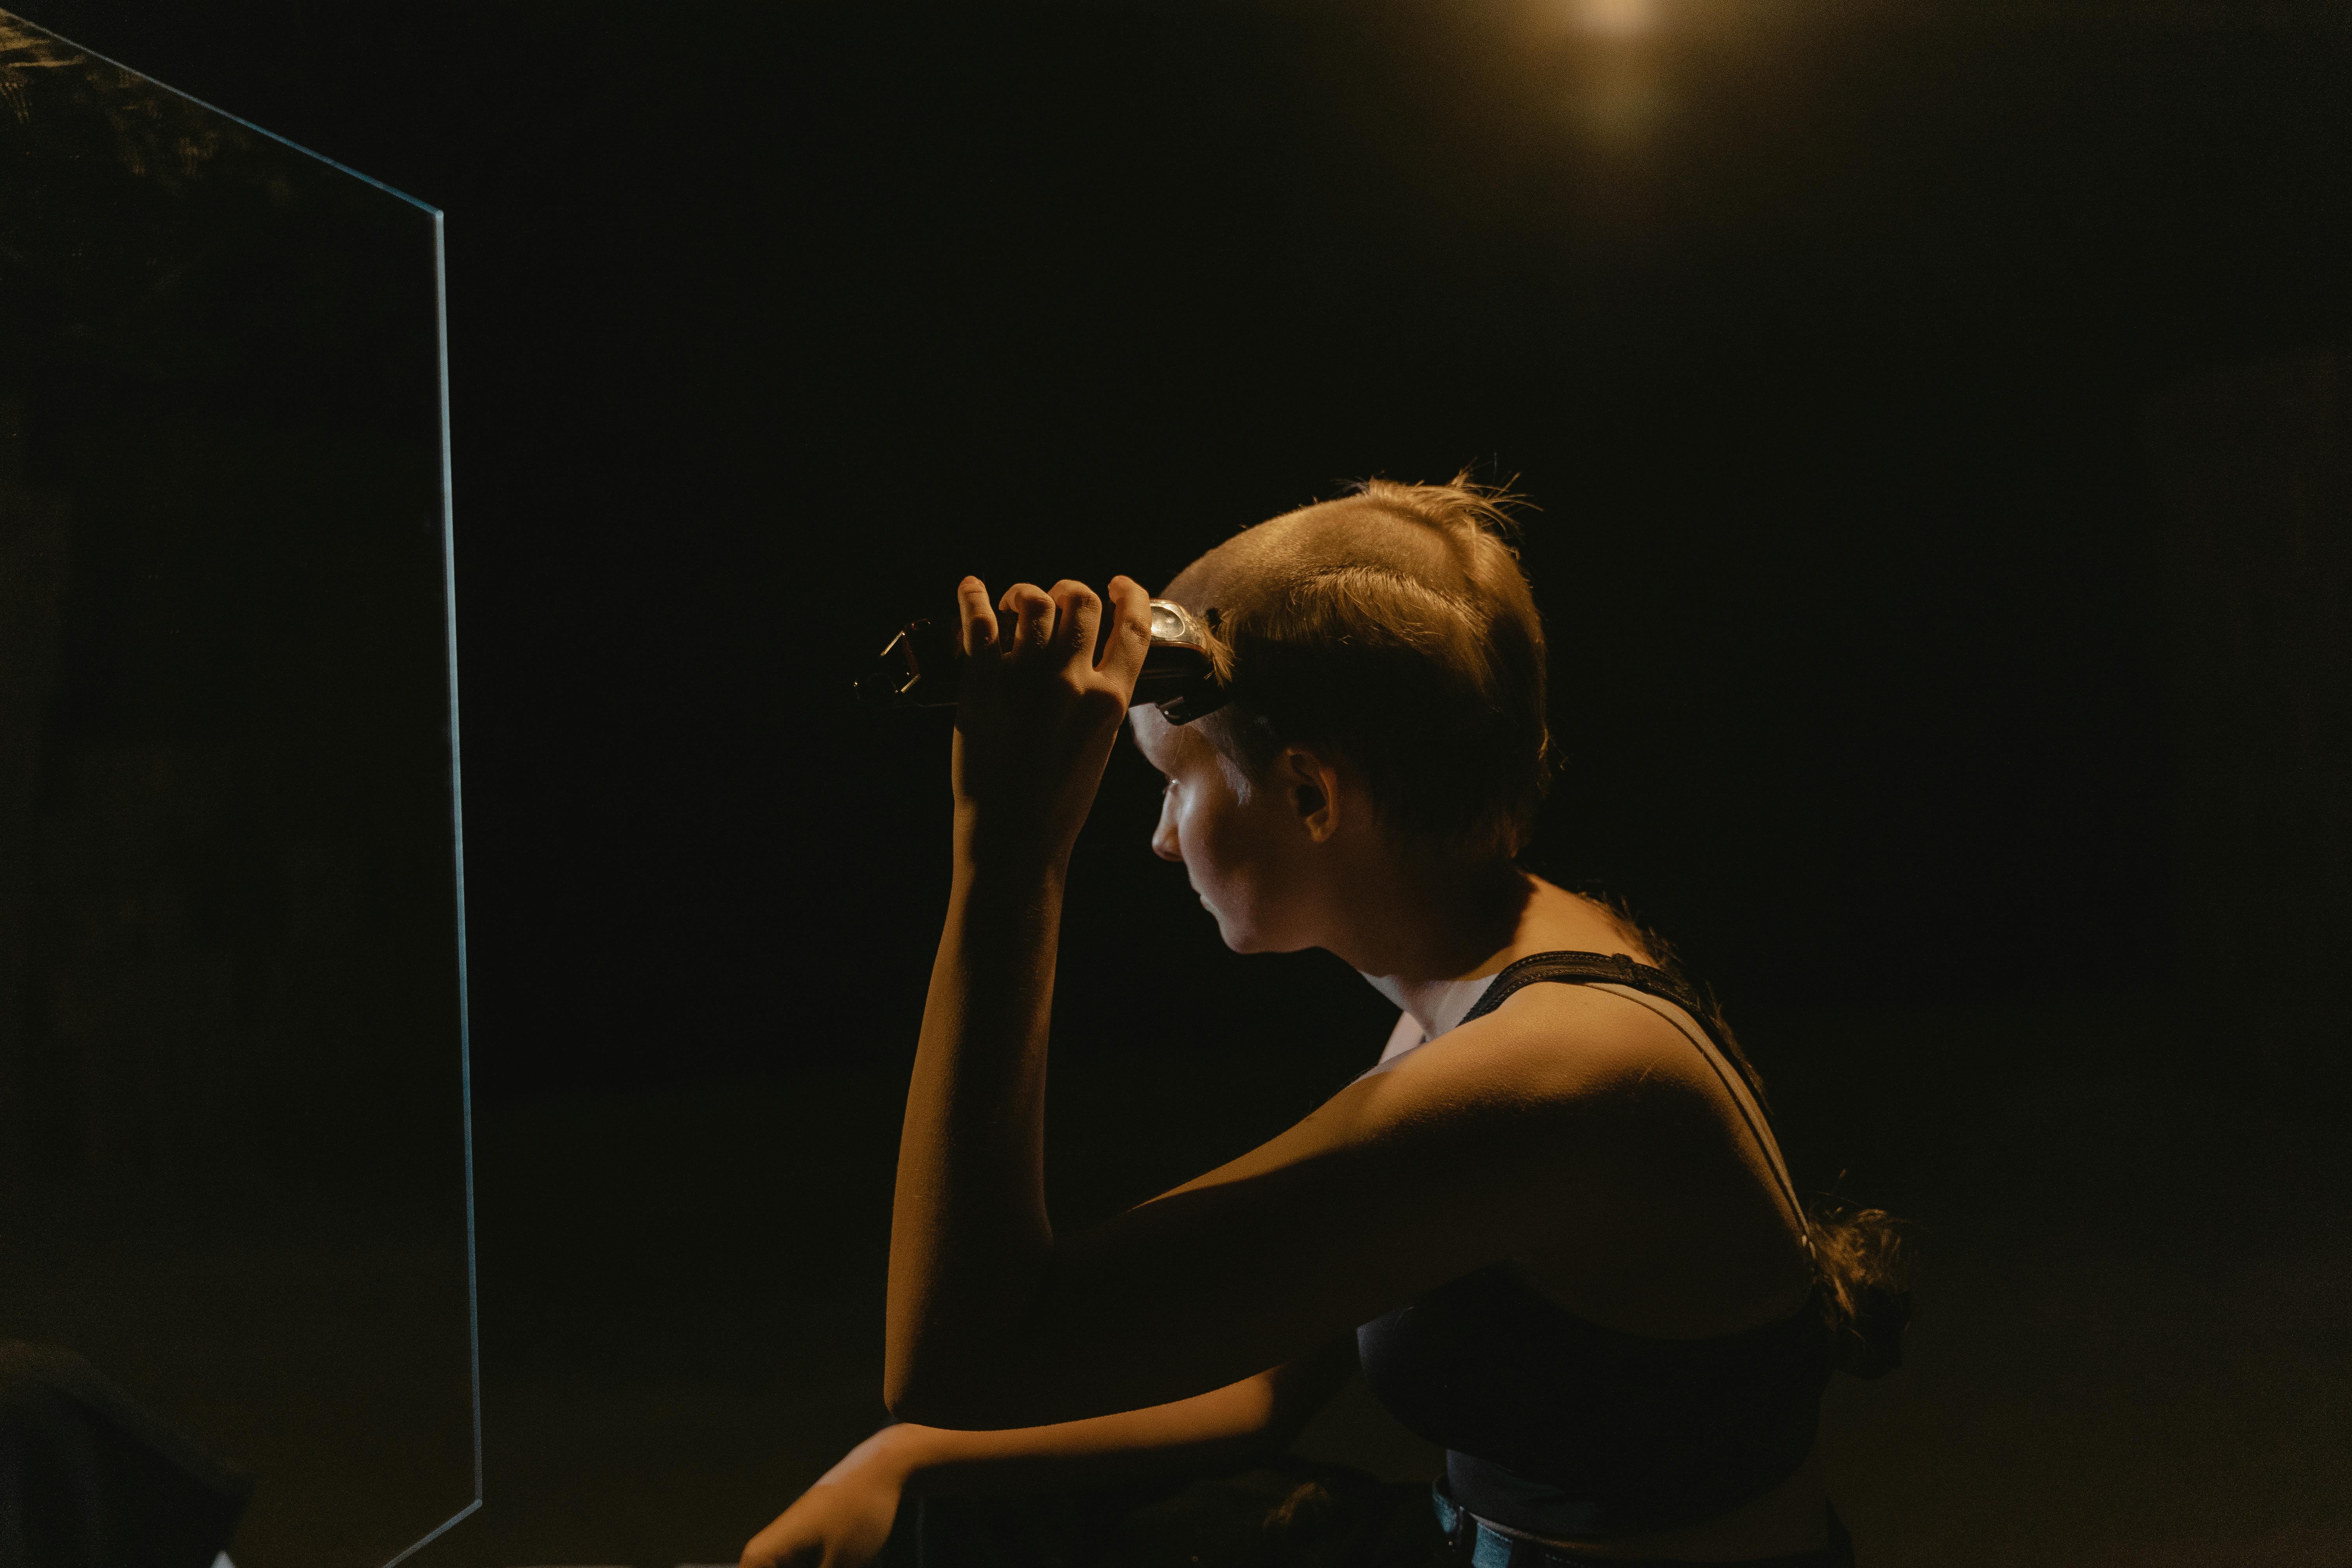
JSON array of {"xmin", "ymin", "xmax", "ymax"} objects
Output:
[
  {"xmin": 1180, "ymin": 786, "xmax": 1295, "ymax": 917},
  {"xmin": 1183, "ymin": 779, "xmax": 1258, "ymax": 867},
  {"xmin": 1175, "ymin": 792, "xmax": 1232, "ymax": 881}
]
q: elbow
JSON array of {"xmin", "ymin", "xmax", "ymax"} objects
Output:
[
  {"xmin": 885, "ymin": 1359, "xmax": 1006, "ymax": 1431},
  {"xmin": 882, "ymin": 1375, "xmax": 945, "ymax": 1428},
  {"xmin": 887, "ymin": 1343, "xmax": 1080, "ymax": 1430},
  {"xmin": 881, "ymin": 1359, "xmax": 933, "ymax": 1426},
  {"xmin": 1259, "ymin": 1403, "xmax": 1318, "ymax": 1455},
  {"xmin": 1255, "ymin": 1385, "xmax": 1328, "ymax": 1456},
  {"xmin": 886, "ymin": 1310, "xmax": 1058, "ymax": 1428},
  {"xmin": 884, "ymin": 1385, "xmax": 1002, "ymax": 1432}
]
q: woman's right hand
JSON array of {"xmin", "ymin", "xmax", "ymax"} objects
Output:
[
  {"xmin": 739, "ymin": 1451, "xmax": 906, "ymax": 1568},
  {"xmin": 947, "ymin": 574, "xmax": 1153, "ymax": 869}
]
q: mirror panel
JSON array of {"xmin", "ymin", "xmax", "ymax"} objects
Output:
[{"xmin": 0, "ymin": 13, "xmax": 477, "ymax": 1564}]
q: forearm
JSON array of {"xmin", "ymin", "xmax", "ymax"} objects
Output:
[
  {"xmin": 886, "ymin": 844, "xmax": 1066, "ymax": 1414},
  {"xmin": 849, "ymin": 1361, "xmax": 1319, "ymax": 1501}
]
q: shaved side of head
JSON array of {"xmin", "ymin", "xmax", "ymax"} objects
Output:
[{"xmin": 1161, "ymin": 477, "xmax": 1551, "ymax": 861}]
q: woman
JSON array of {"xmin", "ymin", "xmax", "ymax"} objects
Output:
[{"xmin": 746, "ymin": 479, "xmax": 1897, "ymax": 1568}]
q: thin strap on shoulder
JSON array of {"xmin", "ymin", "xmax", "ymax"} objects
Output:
[
  {"xmin": 1461, "ymin": 951, "xmax": 1811, "ymax": 1242},
  {"xmin": 1459, "ymin": 950, "xmax": 1714, "ymax": 1032}
]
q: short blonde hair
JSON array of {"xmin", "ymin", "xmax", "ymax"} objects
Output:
[{"xmin": 1165, "ymin": 475, "xmax": 1552, "ymax": 860}]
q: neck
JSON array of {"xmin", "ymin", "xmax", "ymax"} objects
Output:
[{"xmin": 1332, "ymin": 851, "xmax": 1532, "ymax": 1037}]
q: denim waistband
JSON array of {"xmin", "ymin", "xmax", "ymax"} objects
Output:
[
  {"xmin": 1430, "ymin": 1478, "xmax": 1853, "ymax": 1568},
  {"xmin": 1433, "ymin": 1478, "xmax": 1592, "ymax": 1568}
]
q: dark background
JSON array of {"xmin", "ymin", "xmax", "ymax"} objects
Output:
[
  {"xmin": 13, "ymin": 0, "xmax": 2345, "ymax": 1087},
  {"xmin": 5, "ymin": 2, "xmax": 2349, "ymax": 1564}
]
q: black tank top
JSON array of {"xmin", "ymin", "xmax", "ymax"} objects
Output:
[{"xmin": 1354, "ymin": 951, "xmax": 1835, "ymax": 1541}]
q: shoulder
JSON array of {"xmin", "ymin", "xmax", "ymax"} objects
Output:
[
  {"xmin": 1401, "ymin": 977, "xmax": 1721, "ymax": 1109},
  {"xmin": 1309, "ymin": 979, "xmax": 1720, "ymax": 1184}
]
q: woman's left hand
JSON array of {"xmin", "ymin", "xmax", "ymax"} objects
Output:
[
  {"xmin": 949, "ymin": 574, "xmax": 1152, "ymax": 868},
  {"xmin": 737, "ymin": 1474, "xmax": 904, "ymax": 1568}
]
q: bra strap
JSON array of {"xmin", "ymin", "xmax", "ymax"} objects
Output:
[
  {"xmin": 1458, "ymin": 951, "xmax": 1811, "ymax": 1242},
  {"xmin": 1459, "ymin": 950, "xmax": 1713, "ymax": 1031}
]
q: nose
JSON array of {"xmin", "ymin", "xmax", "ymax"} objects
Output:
[{"xmin": 1151, "ymin": 789, "xmax": 1183, "ymax": 863}]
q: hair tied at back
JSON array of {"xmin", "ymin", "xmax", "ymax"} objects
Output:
[{"xmin": 1807, "ymin": 1196, "xmax": 1915, "ymax": 1379}]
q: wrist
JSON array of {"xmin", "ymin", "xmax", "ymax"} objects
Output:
[
  {"xmin": 858, "ymin": 1421, "xmax": 957, "ymax": 1495},
  {"xmin": 817, "ymin": 1423, "xmax": 922, "ymax": 1493},
  {"xmin": 951, "ymin": 822, "xmax": 1072, "ymax": 890},
  {"xmin": 953, "ymin": 809, "xmax": 1074, "ymax": 874}
]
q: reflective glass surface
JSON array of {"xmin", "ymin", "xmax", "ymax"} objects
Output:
[{"xmin": 0, "ymin": 12, "xmax": 476, "ymax": 1564}]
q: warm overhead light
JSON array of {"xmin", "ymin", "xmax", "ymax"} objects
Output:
[{"xmin": 1574, "ymin": 0, "xmax": 1655, "ymax": 37}]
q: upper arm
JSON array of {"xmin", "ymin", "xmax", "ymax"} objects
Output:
[{"xmin": 894, "ymin": 984, "xmax": 1693, "ymax": 1429}]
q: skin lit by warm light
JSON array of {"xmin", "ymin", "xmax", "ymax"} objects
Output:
[{"xmin": 1575, "ymin": 0, "xmax": 1655, "ymax": 37}]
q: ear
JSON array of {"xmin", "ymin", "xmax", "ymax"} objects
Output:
[{"xmin": 1278, "ymin": 746, "xmax": 1345, "ymax": 844}]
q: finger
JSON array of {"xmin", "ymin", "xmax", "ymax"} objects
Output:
[
  {"xmin": 1097, "ymin": 575, "xmax": 1154, "ymax": 690},
  {"xmin": 1049, "ymin": 580, "xmax": 1102, "ymax": 672},
  {"xmin": 999, "ymin": 583, "xmax": 1056, "ymax": 658},
  {"xmin": 956, "ymin": 576, "xmax": 997, "ymax": 660}
]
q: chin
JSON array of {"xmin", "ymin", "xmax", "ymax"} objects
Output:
[
  {"xmin": 1211, "ymin": 911, "xmax": 1309, "ymax": 956},
  {"xmin": 1205, "ymin": 905, "xmax": 1269, "ymax": 954}
]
